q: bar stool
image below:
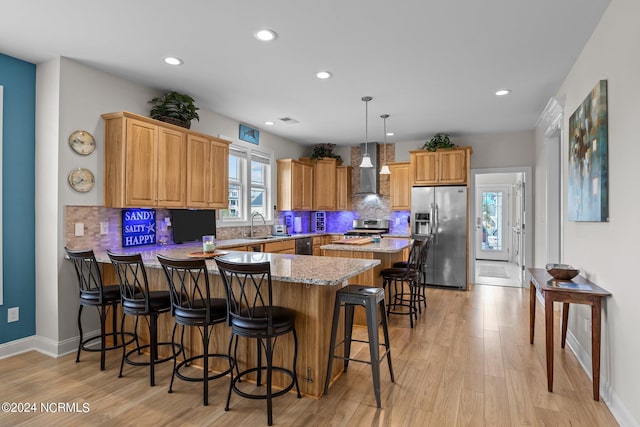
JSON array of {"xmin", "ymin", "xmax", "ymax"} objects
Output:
[
  {"xmin": 215, "ymin": 257, "xmax": 301, "ymax": 427},
  {"xmin": 65, "ymin": 248, "xmax": 136, "ymax": 371},
  {"xmin": 107, "ymin": 251, "xmax": 180, "ymax": 386},
  {"xmin": 157, "ymin": 255, "xmax": 233, "ymax": 406},
  {"xmin": 323, "ymin": 285, "xmax": 394, "ymax": 408},
  {"xmin": 380, "ymin": 239, "xmax": 424, "ymax": 328}
]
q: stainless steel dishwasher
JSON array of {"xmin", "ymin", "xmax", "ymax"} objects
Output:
[{"xmin": 295, "ymin": 237, "xmax": 313, "ymax": 255}]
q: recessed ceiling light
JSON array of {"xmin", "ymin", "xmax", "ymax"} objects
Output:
[
  {"xmin": 386, "ymin": 132, "xmax": 395, "ymax": 136},
  {"xmin": 316, "ymin": 71, "xmax": 333, "ymax": 79},
  {"xmin": 265, "ymin": 121, "xmax": 275, "ymax": 126},
  {"xmin": 255, "ymin": 29, "xmax": 277, "ymax": 42},
  {"xmin": 495, "ymin": 89, "xmax": 511, "ymax": 96},
  {"xmin": 164, "ymin": 56, "xmax": 183, "ymax": 66}
]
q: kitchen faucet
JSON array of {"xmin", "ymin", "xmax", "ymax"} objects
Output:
[{"xmin": 250, "ymin": 212, "xmax": 266, "ymax": 238}]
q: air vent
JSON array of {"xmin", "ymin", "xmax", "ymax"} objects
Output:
[{"xmin": 279, "ymin": 117, "xmax": 300, "ymax": 124}]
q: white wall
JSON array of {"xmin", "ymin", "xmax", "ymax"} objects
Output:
[
  {"xmin": 537, "ymin": 0, "xmax": 640, "ymax": 424},
  {"xmin": 35, "ymin": 58, "xmax": 61, "ymax": 349},
  {"xmin": 394, "ymin": 130, "xmax": 535, "ymax": 170}
]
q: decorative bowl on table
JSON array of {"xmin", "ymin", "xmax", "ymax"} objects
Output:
[{"xmin": 545, "ymin": 263, "xmax": 579, "ymax": 281}]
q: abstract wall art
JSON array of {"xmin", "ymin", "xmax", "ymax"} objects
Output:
[{"xmin": 568, "ymin": 80, "xmax": 609, "ymax": 222}]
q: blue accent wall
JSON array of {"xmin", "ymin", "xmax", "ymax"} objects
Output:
[{"xmin": 0, "ymin": 53, "xmax": 36, "ymax": 344}]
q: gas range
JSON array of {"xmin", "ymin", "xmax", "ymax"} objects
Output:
[{"xmin": 344, "ymin": 219, "xmax": 390, "ymax": 237}]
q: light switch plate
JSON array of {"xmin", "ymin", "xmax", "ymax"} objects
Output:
[
  {"xmin": 75, "ymin": 223, "xmax": 84, "ymax": 237},
  {"xmin": 100, "ymin": 222, "xmax": 109, "ymax": 235}
]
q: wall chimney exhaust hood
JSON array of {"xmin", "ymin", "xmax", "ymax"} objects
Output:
[{"xmin": 357, "ymin": 143, "xmax": 379, "ymax": 194}]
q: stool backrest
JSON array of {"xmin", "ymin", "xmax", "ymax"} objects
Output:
[
  {"xmin": 406, "ymin": 239, "xmax": 424, "ymax": 271},
  {"xmin": 107, "ymin": 251, "xmax": 151, "ymax": 312},
  {"xmin": 416, "ymin": 237, "xmax": 431, "ymax": 271},
  {"xmin": 65, "ymin": 248, "xmax": 106, "ymax": 302},
  {"xmin": 214, "ymin": 258, "xmax": 273, "ymax": 330},
  {"xmin": 157, "ymin": 255, "xmax": 213, "ymax": 322}
]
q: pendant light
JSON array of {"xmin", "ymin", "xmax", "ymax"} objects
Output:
[
  {"xmin": 359, "ymin": 96, "xmax": 374, "ymax": 168},
  {"xmin": 379, "ymin": 114, "xmax": 391, "ymax": 175}
]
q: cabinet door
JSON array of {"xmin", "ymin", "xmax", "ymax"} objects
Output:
[
  {"xmin": 125, "ymin": 119, "xmax": 158, "ymax": 206},
  {"xmin": 411, "ymin": 151, "xmax": 438, "ymax": 185},
  {"xmin": 336, "ymin": 166, "xmax": 352, "ymax": 211},
  {"xmin": 157, "ymin": 127, "xmax": 186, "ymax": 207},
  {"xmin": 439, "ymin": 150, "xmax": 466, "ymax": 184},
  {"xmin": 301, "ymin": 163, "xmax": 314, "ymax": 210},
  {"xmin": 186, "ymin": 134, "xmax": 210, "ymax": 207},
  {"xmin": 389, "ymin": 162, "xmax": 411, "ymax": 210},
  {"xmin": 208, "ymin": 139, "xmax": 229, "ymax": 208},
  {"xmin": 313, "ymin": 158, "xmax": 337, "ymax": 210}
]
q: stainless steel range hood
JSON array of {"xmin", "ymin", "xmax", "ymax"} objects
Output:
[{"xmin": 357, "ymin": 143, "xmax": 379, "ymax": 194}]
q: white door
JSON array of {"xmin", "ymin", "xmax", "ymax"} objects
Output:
[{"xmin": 475, "ymin": 185, "xmax": 510, "ymax": 261}]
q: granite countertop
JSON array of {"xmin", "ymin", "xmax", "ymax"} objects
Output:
[
  {"xmin": 93, "ymin": 243, "xmax": 379, "ymax": 286},
  {"xmin": 320, "ymin": 237, "xmax": 410, "ymax": 253}
]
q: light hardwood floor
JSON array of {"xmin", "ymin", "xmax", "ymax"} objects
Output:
[{"xmin": 0, "ymin": 284, "xmax": 618, "ymax": 426}]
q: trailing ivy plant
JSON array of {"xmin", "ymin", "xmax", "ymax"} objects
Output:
[{"xmin": 422, "ymin": 133, "xmax": 456, "ymax": 151}]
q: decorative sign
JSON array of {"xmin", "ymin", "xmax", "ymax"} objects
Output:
[
  {"xmin": 122, "ymin": 208, "xmax": 156, "ymax": 247},
  {"xmin": 239, "ymin": 124, "xmax": 259, "ymax": 144}
]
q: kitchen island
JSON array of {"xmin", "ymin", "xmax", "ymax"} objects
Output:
[
  {"xmin": 320, "ymin": 237, "xmax": 411, "ymax": 326},
  {"xmin": 94, "ymin": 243, "xmax": 379, "ymax": 398},
  {"xmin": 320, "ymin": 237, "xmax": 411, "ymax": 288}
]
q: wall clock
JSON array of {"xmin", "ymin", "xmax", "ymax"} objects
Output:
[
  {"xmin": 68, "ymin": 168, "xmax": 95, "ymax": 192},
  {"xmin": 68, "ymin": 130, "xmax": 96, "ymax": 155}
]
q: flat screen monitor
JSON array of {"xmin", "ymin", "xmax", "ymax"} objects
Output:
[{"xmin": 171, "ymin": 209, "xmax": 217, "ymax": 244}]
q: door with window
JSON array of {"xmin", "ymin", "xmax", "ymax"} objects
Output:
[{"xmin": 475, "ymin": 185, "xmax": 510, "ymax": 261}]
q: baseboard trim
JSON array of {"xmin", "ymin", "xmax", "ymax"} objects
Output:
[
  {"xmin": 565, "ymin": 330, "xmax": 638, "ymax": 427},
  {"xmin": 0, "ymin": 329, "xmax": 101, "ymax": 360}
]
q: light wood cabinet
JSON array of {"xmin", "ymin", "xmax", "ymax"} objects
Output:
[
  {"xmin": 277, "ymin": 159, "xmax": 313, "ymax": 211},
  {"xmin": 263, "ymin": 239, "xmax": 296, "ymax": 254},
  {"xmin": 409, "ymin": 147, "xmax": 470, "ymax": 186},
  {"xmin": 186, "ymin": 134, "xmax": 229, "ymax": 208},
  {"xmin": 336, "ymin": 166, "xmax": 352, "ymax": 211},
  {"xmin": 312, "ymin": 235, "xmax": 330, "ymax": 255},
  {"xmin": 389, "ymin": 162, "xmax": 411, "ymax": 210},
  {"xmin": 103, "ymin": 113, "xmax": 186, "ymax": 208},
  {"xmin": 313, "ymin": 158, "xmax": 337, "ymax": 210},
  {"xmin": 102, "ymin": 111, "xmax": 229, "ymax": 209}
]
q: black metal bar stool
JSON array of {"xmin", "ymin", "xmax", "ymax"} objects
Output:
[
  {"xmin": 215, "ymin": 257, "xmax": 301, "ymax": 427},
  {"xmin": 323, "ymin": 285, "xmax": 394, "ymax": 408},
  {"xmin": 66, "ymin": 248, "xmax": 136, "ymax": 371},
  {"xmin": 157, "ymin": 255, "xmax": 233, "ymax": 406},
  {"xmin": 381, "ymin": 238, "xmax": 431, "ymax": 328},
  {"xmin": 107, "ymin": 251, "xmax": 181, "ymax": 386}
]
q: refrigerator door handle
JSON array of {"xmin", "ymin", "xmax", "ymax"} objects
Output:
[{"xmin": 430, "ymin": 204, "xmax": 435, "ymax": 236}]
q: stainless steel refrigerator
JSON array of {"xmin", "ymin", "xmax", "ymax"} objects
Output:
[{"xmin": 411, "ymin": 186, "xmax": 467, "ymax": 289}]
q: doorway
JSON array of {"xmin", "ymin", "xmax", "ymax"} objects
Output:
[{"xmin": 470, "ymin": 168, "xmax": 531, "ymax": 288}]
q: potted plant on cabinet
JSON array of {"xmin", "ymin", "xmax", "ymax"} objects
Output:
[
  {"xmin": 422, "ymin": 133, "xmax": 457, "ymax": 151},
  {"xmin": 310, "ymin": 143, "xmax": 342, "ymax": 163},
  {"xmin": 148, "ymin": 91, "xmax": 200, "ymax": 129}
]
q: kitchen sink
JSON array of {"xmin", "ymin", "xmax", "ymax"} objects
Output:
[{"xmin": 249, "ymin": 236, "xmax": 274, "ymax": 240}]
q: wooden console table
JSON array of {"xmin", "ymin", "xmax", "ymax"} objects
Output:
[{"xmin": 528, "ymin": 268, "xmax": 611, "ymax": 401}]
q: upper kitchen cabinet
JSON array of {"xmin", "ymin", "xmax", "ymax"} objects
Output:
[
  {"xmin": 313, "ymin": 158, "xmax": 337, "ymax": 210},
  {"xmin": 389, "ymin": 162, "xmax": 410, "ymax": 210},
  {"xmin": 277, "ymin": 159, "xmax": 313, "ymax": 210},
  {"xmin": 409, "ymin": 147, "xmax": 471, "ymax": 186},
  {"xmin": 336, "ymin": 165, "xmax": 352, "ymax": 211},
  {"xmin": 102, "ymin": 111, "xmax": 229, "ymax": 209},
  {"xmin": 186, "ymin": 134, "xmax": 229, "ymax": 208}
]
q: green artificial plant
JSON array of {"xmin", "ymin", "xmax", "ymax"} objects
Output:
[
  {"xmin": 422, "ymin": 133, "xmax": 456, "ymax": 151},
  {"xmin": 148, "ymin": 91, "xmax": 200, "ymax": 128},
  {"xmin": 310, "ymin": 143, "xmax": 342, "ymax": 162}
]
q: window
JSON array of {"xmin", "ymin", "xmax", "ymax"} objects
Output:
[{"xmin": 221, "ymin": 145, "xmax": 273, "ymax": 224}]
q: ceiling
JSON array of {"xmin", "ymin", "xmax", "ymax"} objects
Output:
[{"xmin": 0, "ymin": 0, "xmax": 609, "ymax": 146}]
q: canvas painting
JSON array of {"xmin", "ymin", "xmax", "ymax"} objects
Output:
[
  {"xmin": 568, "ymin": 80, "xmax": 608, "ymax": 222},
  {"xmin": 239, "ymin": 124, "xmax": 259, "ymax": 144}
]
